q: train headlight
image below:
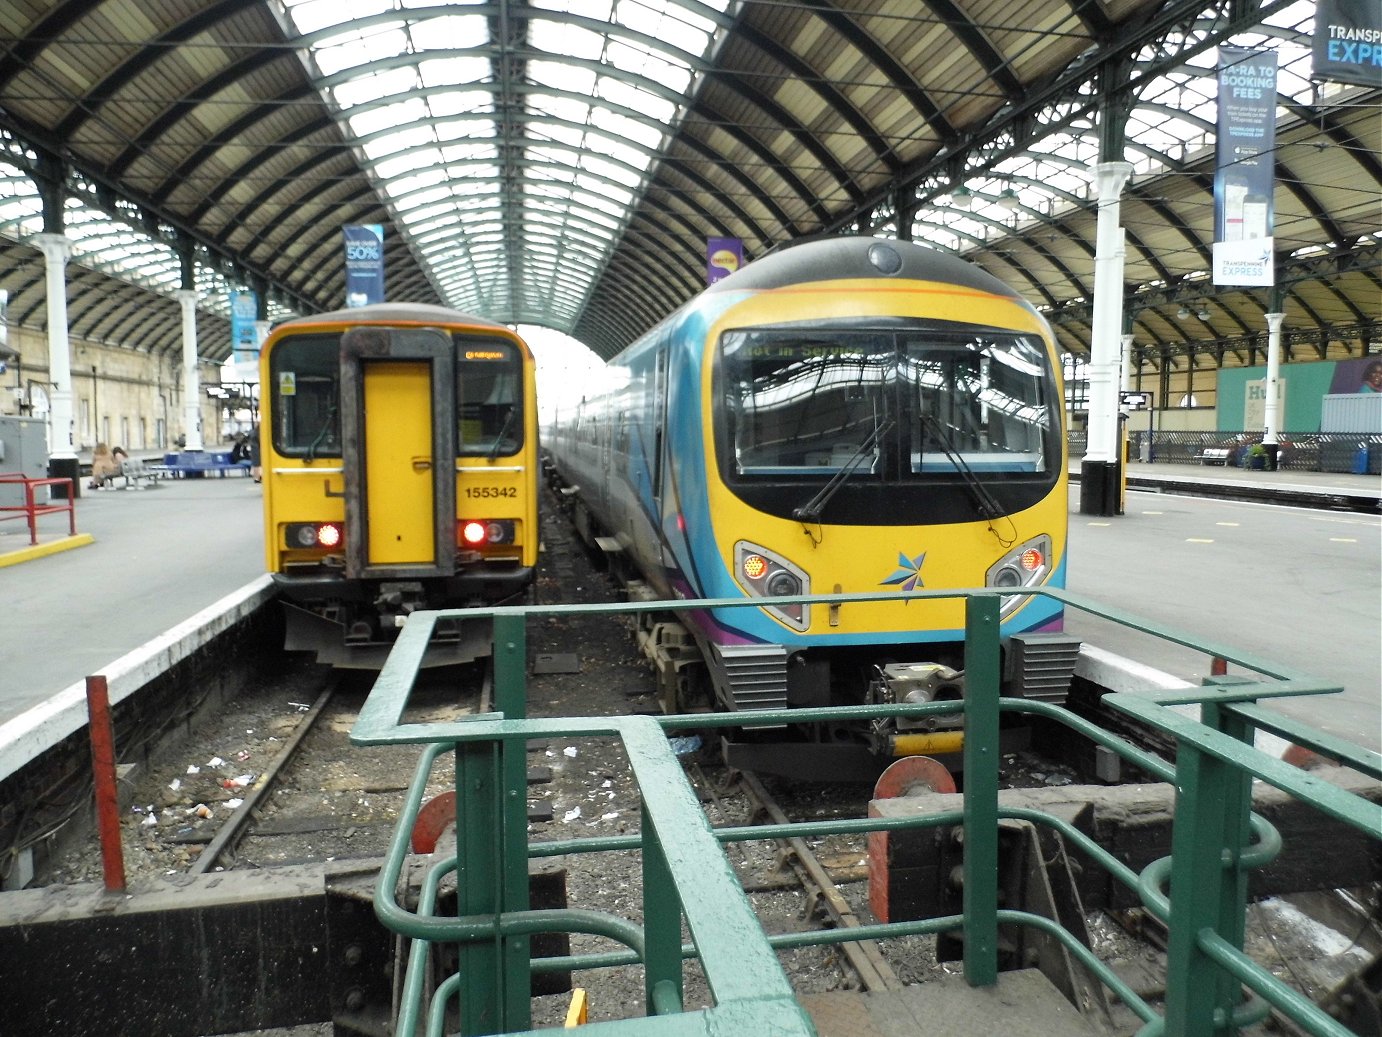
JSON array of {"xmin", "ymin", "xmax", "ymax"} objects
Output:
[
  {"xmin": 285, "ymin": 522, "xmax": 343, "ymax": 550},
  {"xmin": 461, "ymin": 521, "xmax": 487, "ymax": 545},
  {"xmin": 734, "ymin": 541, "xmax": 810, "ymax": 631},
  {"xmin": 985, "ymin": 534, "xmax": 1052, "ymax": 615}
]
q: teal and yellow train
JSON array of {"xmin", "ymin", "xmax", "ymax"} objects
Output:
[
  {"xmin": 545, "ymin": 238, "xmax": 1075, "ymax": 777},
  {"xmin": 260, "ymin": 303, "xmax": 539, "ymax": 667}
]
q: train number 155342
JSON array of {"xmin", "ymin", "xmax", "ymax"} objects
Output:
[{"xmin": 464, "ymin": 485, "xmax": 517, "ymax": 499}]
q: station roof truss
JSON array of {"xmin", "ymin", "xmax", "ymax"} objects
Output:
[{"xmin": 0, "ymin": 0, "xmax": 1376, "ymax": 366}]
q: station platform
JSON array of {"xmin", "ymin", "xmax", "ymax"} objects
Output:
[{"xmin": 0, "ymin": 475, "xmax": 266, "ymax": 730}]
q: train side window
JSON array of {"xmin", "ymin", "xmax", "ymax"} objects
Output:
[
  {"xmin": 456, "ymin": 339, "xmax": 522, "ymax": 456},
  {"xmin": 270, "ymin": 332, "xmax": 341, "ymax": 457}
]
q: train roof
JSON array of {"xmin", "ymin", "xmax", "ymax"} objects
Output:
[
  {"xmin": 275, "ymin": 302, "xmax": 513, "ymax": 332},
  {"xmin": 707, "ymin": 237, "xmax": 1025, "ymax": 302}
]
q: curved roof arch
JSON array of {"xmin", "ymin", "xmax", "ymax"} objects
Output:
[{"xmin": 0, "ymin": 0, "xmax": 1373, "ymax": 372}]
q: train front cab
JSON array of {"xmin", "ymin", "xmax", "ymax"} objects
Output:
[{"xmin": 261, "ymin": 312, "xmax": 538, "ymax": 666}]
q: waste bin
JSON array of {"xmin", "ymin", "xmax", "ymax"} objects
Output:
[{"xmin": 47, "ymin": 456, "xmax": 81, "ymax": 499}]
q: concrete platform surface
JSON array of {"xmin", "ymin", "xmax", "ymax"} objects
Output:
[
  {"xmin": 801, "ymin": 969, "xmax": 1101, "ymax": 1036},
  {"xmin": 0, "ymin": 477, "xmax": 265, "ymax": 726}
]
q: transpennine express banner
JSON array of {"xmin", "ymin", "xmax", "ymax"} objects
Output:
[
  {"xmin": 343, "ymin": 224, "xmax": 385, "ymax": 307},
  {"xmin": 1313, "ymin": 0, "xmax": 1382, "ymax": 88},
  {"xmin": 707, "ymin": 237, "xmax": 743, "ymax": 285},
  {"xmin": 1213, "ymin": 47, "xmax": 1277, "ymax": 288}
]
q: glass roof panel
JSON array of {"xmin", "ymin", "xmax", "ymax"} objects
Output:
[{"xmin": 285, "ymin": 0, "xmax": 727, "ymax": 330}]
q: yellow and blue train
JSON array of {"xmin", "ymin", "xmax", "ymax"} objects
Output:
[
  {"xmin": 259, "ymin": 303, "xmax": 539, "ymax": 667},
  {"xmin": 545, "ymin": 237, "xmax": 1075, "ymax": 777}
]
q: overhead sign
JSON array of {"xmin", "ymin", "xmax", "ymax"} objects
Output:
[
  {"xmin": 229, "ymin": 290, "xmax": 258, "ymax": 365},
  {"xmin": 707, "ymin": 237, "xmax": 743, "ymax": 285},
  {"xmin": 1212, "ymin": 48, "xmax": 1277, "ymax": 288},
  {"xmin": 1119, "ymin": 390, "xmax": 1153, "ymax": 411},
  {"xmin": 343, "ymin": 224, "xmax": 385, "ymax": 307},
  {"xmin": 1313, "ymin": 0, "xmax": 1382, "ymax": 88}
]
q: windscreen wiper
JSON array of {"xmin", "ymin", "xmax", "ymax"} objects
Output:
[
  {"xmin": 487, "ymin": 406, "xmax": 516, "ymax": 460},
  {"xmin": 792, "ymin": 418, "xmax": 894, "ymax": 524},
  {"xmin": 306, "ymin": 401, "xmax": 337, "ymax": 463},
  {"xmin": 921, "ymin": 414, "xmax": 1003, "ymax": 521}
]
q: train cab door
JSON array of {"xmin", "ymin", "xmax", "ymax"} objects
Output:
[{"xmin": 338, "ymin": 326, "xmax": 457, "ymax": 580}]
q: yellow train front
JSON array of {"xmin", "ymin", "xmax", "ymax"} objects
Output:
[{"xmin": 259, "ymin": 303, "xmax": 539, "ymax": 667}]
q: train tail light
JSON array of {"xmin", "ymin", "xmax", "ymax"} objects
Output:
[
  {"xmin": 985, "ymin": 534, "xmax": 1052, "ymax": 615},
  {"xmin": 734, "ymin": 540, "xmax": 810, "ymax": 631},
  {"xmin": 285, "ymin": 522, "xmax": 343, "ymax": 549},
  {"xmin": 458, "ymin": 519, "xmax": 515, "ymax": 547}
]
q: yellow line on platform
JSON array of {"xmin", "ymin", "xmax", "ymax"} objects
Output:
[{"xmin": 0, "ymin": 533, "xmax": 95, "ymax": 568}]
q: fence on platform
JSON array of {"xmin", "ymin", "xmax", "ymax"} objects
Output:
[
  {"xmin": 1068, "ymin": 430, "xmax": 1382, "ymax": 473},
  {"xmin": 351, "ymin": 589, "xmax": 1381, "ymax": 1037}
]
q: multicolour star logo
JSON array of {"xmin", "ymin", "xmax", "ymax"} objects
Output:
[{"xmin": 881, "ymin": 551, "xmax": 926, "ymax": 591}]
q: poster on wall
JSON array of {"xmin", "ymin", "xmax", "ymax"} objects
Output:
[
  {"xmin": 1213, "ymin": 48, "xmax": 1277, "ymax": 287},
  {"xmin": 1244, "ymin": 378, "xmax": 1286, "ymax": 430},
  {"xmin": 1329, "ymin": 356, "xmax": 1382, "ymax": 394},
  {"xmin": 1313, "ymin": 0, "xmax": 1382, "ymax": 88}
]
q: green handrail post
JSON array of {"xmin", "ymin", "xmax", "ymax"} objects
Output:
[
  {"xmin": 493, "ymin": 610, "xmax": 532, "ymax": 1031},
  {"xmin": 1162, "ymin": 701, "xmax": 1254, "ymax": 1037},
  {"xmin": 456, "ymin": 737, "xmax": 502, "ymax": 1035},
  {"xmin": 642, "ymin": 800, "xmax": 685, "ymax": 1016},
  {"xmin": 962, "ymin": 592, "xmax": 1001, "ymax": 987}
]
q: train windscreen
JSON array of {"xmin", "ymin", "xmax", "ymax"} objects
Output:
[
  {"xmin": 720, "ymin": 328, "xmax": 1055, "ymax": 480},
  {"xmin": 455, "ymin": 339, "xmax": 523, "ymax": 457},
  {"xmin": 270, "ymin": 332, "xmax": 341, "ymax": 458}
]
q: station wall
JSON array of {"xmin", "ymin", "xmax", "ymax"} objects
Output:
[
  {"xmin": 1217, "ymin": 356, "xmax": 1382, "ymax": 432},
  {"xmin": 0, "ymin": 323, "xmax": 226, "ymax": 455}
]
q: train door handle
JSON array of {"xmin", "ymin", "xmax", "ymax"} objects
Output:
[{"xmin": 411, "ymin": 457, "xmax": 433, "ymax": 471}]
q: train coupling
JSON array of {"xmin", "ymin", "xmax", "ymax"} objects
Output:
[
  {"xmin": 374, "ymin": 580, "xmax": 426, "ymax": 629},
  {"xmin": 868, "ymin": 660, "xmax": 965, "ymax": 737}
]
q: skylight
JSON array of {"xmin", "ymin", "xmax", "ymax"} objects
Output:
[{"xmin": 280, "ymin": 0, "xmax": 731, "ymax": 329}]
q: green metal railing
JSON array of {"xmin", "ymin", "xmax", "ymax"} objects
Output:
[{"xmin": 351, "ymin": 588, "xmax": 1382, "ymax": 1037}]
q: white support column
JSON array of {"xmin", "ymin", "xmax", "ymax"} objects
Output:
[
  {"xmin": 1084, "ymin": 161, "xmax": 1133, "ymax": 465},
  {"xmin": 1263, "ymin": 311, "xmax": 1285, "ymax": 448},
  {"xmin": 33, "ymin": 233, "xmax": 74, "ymax": 459},
  {"xmin": 1121, "ymin": 333, "xmax": 1134, "ymax": 392},
  {"xmin": 177, "ymin": 289, "xmax": 204, "ymax": 451},
  {"xmin": 1080, "ymin": 161, "xmax": 1133, "ymax": 516}
]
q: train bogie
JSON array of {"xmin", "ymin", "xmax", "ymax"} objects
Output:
[{"xmin": 261, "ymin": 304, "xmax": 539, "ymax": 667}]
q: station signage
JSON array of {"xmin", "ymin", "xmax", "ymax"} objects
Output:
[
  {"xmin": 343, "ymin": 224, "xmax": 385, "ymax": 307},
  {"xmin": 1213, "ymin": 48, "xmax": 1277, "ymax": 288}
]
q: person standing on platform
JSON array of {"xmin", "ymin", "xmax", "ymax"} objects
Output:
[{"xmin": 248, "ymin": 425, "xmax": 262, "ymax": 483}]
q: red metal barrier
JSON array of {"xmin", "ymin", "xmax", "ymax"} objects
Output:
[
  {"xmin": 0, "ymin": 474, "xmax": 78, "ymax": 545},
  {"xmin": 86, "ymin": 675, "xmax": 127, "ymax": 892}
]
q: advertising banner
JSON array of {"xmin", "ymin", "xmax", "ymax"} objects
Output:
[
  {"xmin": 1212, "ymin": 48, "xmax": 1277, "ymax": 287},
  {"xmin": 706, "ymin": 237, "xmax": 743, "ymax": 285},
  {"xmin": 1313, "ymin": 0, "xmax": 1382, "ymax": 88},
  {"xmin": 229, "ymin": 290, "xmax": 259, "ymax": 365},
  {"xmin": 343, "ymin": 224, "xmax": 385, "ymax": 306}
]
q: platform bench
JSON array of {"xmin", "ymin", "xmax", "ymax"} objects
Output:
[
  {"xmin": 151, "ymin": 452, "xmax": 252, "ymax": 479},
  {"xmin": 1195, "ymin": 447, "xmax": 1231, "ymax": 465},
  {"xmin": 108, "ymin": 458, "xmax": 157, "ymax": 489}
]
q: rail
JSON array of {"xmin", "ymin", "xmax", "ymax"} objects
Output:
[
  {"xmin": 351, "ymin": 588, "xmax": 1381, "ymax": 1037},
  {"xmin": 0, "ymin": 474, "xmax": 78, "ymax": 545}
]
